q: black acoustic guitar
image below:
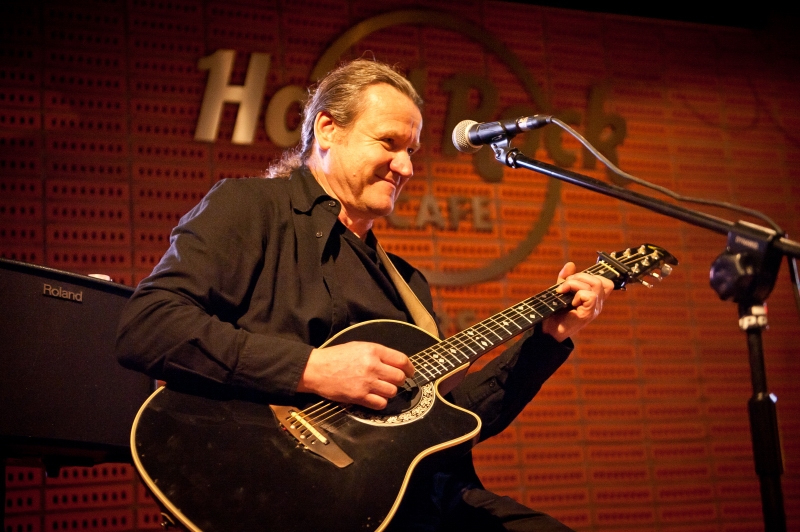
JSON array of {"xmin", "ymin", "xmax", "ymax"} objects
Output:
[{"xmin": 131, "ymin": 244, "xmax": 676, "ymax": 532}]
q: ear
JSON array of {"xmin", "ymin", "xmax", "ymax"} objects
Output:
[{"xmin": 313, "ymin": 111, "xmax": 337, "ymax": 150}]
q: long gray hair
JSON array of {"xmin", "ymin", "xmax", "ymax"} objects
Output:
[{"xmin": 266, "ymin": 59, "xmax": 423, "ymax": 179}]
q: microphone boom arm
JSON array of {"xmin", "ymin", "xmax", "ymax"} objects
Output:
[{"xmin": 489, "ymin": 138, "xmax": 800, "ymax": 532}]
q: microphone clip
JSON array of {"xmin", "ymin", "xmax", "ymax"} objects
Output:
[{"xmin": 488, "ymin": 136, "xmax": 518, "ymax": 168}]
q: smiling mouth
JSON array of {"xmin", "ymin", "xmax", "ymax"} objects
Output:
[{"xmin": 376, "ymin": 175, "xmax": 397, "ymax": 188}]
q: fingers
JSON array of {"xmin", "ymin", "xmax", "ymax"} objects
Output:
[
  {"xmin": 542, "ymin": 263, "xmax": 616, "ymax": 343},
  {"xmin": 374, "ymin": 358, "xmax": 409, "ymax": 388},
  {"xmin": 570, "ymin": 285, "xmax": 602, "ymax": 318},
  {"xmin": 367, "ymin": 378, "xmax": 401, "ymax": 402},
  {"xmin": 379, "ymin": 346, "xmax": 416, "ymax": 379},
  {"xmin": 297, "ymin": 341, "xmax": 414, "ymax": 410},
  {"xmin": 353, "ymin": 345, "xmax": 413, "ymax": 409},
  {"xmin": 557, "ymin": 262, "xmax": 576, "ymax": 283},
  {"xmin": 362, "ymin": 394, "xmax": 388, "ymax": 410},
  {"xmin": 567, "ymin": 274, "xmax": 611, "ymax": 309},
  {"xmin": 556, "ymin": 266, "xmax": 615, "ymax": 299}
]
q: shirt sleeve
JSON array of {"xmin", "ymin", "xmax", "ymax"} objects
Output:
[
  {"xmin": 446, "ymin": 328, "xmax": 573, "ymax": 442},
  {"xmin": 115, "ymin": 179, "xmax": 313, "ymax": 398}
]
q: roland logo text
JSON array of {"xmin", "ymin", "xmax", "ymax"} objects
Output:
[{"xmin": 43, "ymin": 284, "xmax": 83, "ymax": 303}]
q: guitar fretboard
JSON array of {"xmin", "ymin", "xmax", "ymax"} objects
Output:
[{"xmin": 410, "ymin": 263, "xmax": 620, "ymax": 386}]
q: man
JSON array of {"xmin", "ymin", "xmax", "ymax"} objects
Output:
[{"xmin": 117, "ymin": 59, "xmax": 613, "ymax": 531}]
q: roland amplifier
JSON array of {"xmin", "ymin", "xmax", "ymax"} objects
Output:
[{"xmin": 0, "ymin": 258, "xmax": 156, "ymax": 466}]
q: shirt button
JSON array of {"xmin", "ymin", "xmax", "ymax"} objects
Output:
[
  {"xmin": 328, "ymin": 200, "xmax": 336, "ymax": 207},
  {"xmin": 315, "ymin": 231, "xmax": 323, "ymax": 238}
]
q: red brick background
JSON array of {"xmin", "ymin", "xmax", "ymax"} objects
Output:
[{"xmin": 2, "ymin": 1, "xmax": 799, "ymax": 530}]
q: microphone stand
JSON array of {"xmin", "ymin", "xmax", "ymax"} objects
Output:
[{"xmin": 488, "ymin": 138, "xmax": 800, "ymax": 532}]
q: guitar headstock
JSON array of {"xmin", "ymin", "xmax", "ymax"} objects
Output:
[{"xmin": 597, "ymin": 244, "xmax": 678, "ymax": 290}]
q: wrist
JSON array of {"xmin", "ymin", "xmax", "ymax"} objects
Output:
[{"xmin": 541, "ymin": 319, "xmax": 568, "ymax": 343}]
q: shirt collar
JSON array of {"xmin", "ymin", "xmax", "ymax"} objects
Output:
[
  {"xmin": 289, "ymin": 165, "xmax": 335, "ymax": 214},
  {"xmin": 289, "ymin": 164, "xmax": 377, "ymax": 245}
]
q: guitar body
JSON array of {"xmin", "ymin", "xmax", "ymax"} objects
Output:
[{"xmin": 132, "ymin": 320, "xmax": 482, "ymax": 532}]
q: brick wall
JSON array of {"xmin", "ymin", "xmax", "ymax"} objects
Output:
[{"xmin": 2, "ymin": 1, "xmax": 799, "ymax": 530}]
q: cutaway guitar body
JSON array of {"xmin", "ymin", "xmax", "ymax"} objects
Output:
[{"xmin": 132, "ymin": 321, "xmax": 481, "ymax": 532}]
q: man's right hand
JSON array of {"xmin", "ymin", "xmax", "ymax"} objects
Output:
[{"xmin": 297, "ymin": 342, "xmax": 415, "ymax": 410}]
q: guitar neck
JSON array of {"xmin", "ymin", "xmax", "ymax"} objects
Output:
[{"xmin": 412, "ymin": 263, "xmax": 620, "ymax": 386}]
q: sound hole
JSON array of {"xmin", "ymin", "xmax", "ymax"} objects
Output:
[
  {"xmin": 382, "ymin": 377, "xmax": 421, "ymax": 416},
  {"xmin": 348, "ymin": 378, "xmax": 433, "ymax": 426}
]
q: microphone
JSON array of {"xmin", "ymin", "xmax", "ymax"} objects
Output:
[{"xmin": 452, "ymin": 115, "xmax": 552, "ymax": 153}]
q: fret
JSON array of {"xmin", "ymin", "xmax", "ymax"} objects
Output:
[
  {"xmin": 439, "ymin": 342, "xmax": 468, "ymax": 365},
  {"xmin": 452, "ymin": 333, "xmax": 483, "ymax": 355},
  {"xmin": 518, "ymin": 300, "xmax": 545, "ymax": 322},
  {"xmin": 464, "ymin": 328, "xmax": 494, "ymax": 349},
  {"xmin": 448, "ymin": 346, "xmax": 470, "ymax": 364},
  {"xmin": 428, "ymin": 351, "xmax": 452, "ymax": 372},
  {"xmin": 486, "ymin": 315, "xmax": 514, "ymax": 336},
  {"xmin": 427, "ymin": 345, "xmax": 456, "ymax": 370},
  {"xmin": 534, "ymin": 291, "xmax": 561, "ymax": 311},
  {"xmin": 510, "ymin": 304, "xmax": 534, "ymax": 325},
  {"xmin": 414, "ymin": 360, "xmax": 437, "ymax": 381},
  {"xmin": 449, "ymin": 334, "xmax": 478, "ymax": 356},
  {"xmin": 548, "ymin": 292, "xmax": 571, "ymax": 308},
  {"xmin": 476, "ymin": 321, "xmax": 506, "ymax": 341}
]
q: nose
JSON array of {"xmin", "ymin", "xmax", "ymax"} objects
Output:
[{"xmin": 390, "ymin": 151, "xmax": 414, "ymax": 179}]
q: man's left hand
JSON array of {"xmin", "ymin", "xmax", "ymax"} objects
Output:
[{"xmin": 541, "ymin": 262, "xmax": 615, "ymax": 343}]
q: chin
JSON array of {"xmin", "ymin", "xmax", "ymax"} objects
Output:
[
  {"xmin": 369, "ymin": 205, "xmax": 394, "ymax": 218},
  {"xmin": 364, "ymin": 195, "xmax": 396, "ymax": 217}
]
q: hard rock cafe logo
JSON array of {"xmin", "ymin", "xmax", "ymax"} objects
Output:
[{"xmin": 192, "ymin": 9, "xmax": 627, "ymax": 286}]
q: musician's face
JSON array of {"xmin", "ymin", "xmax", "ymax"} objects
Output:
[{"xmin": 318, "ymin": 83, "xmax": 422, "ymax": 233}]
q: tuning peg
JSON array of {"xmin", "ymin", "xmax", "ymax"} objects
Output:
[
  {"xmin": 660, "ymin": 264, "xmax": 673, "ymax": 278},
  {"xmin": 637, "ymin": 278, "xmax": 654, "ymax": 288},
  {"xmin": 650, "ymin": 272, "xmax": 662, "ymax": 281}
]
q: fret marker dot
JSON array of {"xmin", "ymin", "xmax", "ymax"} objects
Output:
[
  {"xmin": 481, "ymin": 341, "xmax": 487, "ymax": 346},
  {"xmin": 450, "ymin": 349, "xmax": 456, "ymax": 353}
]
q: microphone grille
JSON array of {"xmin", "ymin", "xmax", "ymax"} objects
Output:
[{"xmin": 452, "ymin": 120, "xmax": 481, "ymax": 154}]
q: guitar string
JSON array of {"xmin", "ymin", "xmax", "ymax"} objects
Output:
[
  {"xmin": 295, "ymin": 250, "xmax": 659, "ymax": 432},
  {"xmin": 408, "ymin": 260, "xmax": 616, "ymax": 382},
  {"xmin": 292, "ymin": 404, "xmax": 349, "ymax": 439},
  {"xmin": 409, "ymin": 276, "xmax": 582, "ymax": 377},
  {"xmin": 407, "ymin": 288, "xmax": 563, "ymax": 379},
  {"xmin": 410, "ymin": 249, "xmax": 660, "ymax": 386},
  {"xmin": 297, "ymin": 284, "xmax": 576, "ymax": 432},
  {"xmin": 300, "ymin": 254, "xmax": 652, "ymax": 434},
  {"xmin": 285, "ymin": 401, "xmax": 332, "ymax": 440},
  {"xmin": 411, "ymin": 249, "xmax": 658, "ymax": 383},
  {"xmin": 299, "ymin": 251, "xmax": 651, "ymax": 432},
  {"xmin": 411, "ymin": 296, "xmax": 563, "ymax": 382}
]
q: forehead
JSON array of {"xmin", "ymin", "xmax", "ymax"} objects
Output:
[{"xmin": 355, "ymin": 83, "xmax": 422, "ymax": 133}]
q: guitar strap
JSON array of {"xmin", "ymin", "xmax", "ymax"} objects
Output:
[{"xmin": 375, "ymin": 242, "xmax": 440, "ymax": 339}]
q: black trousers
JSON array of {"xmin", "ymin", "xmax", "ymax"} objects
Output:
[{"xmin": 386, "ymin": 457, "xmax": 575, "ymax": 532}]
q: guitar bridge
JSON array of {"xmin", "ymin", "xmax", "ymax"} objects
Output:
[{"xmin": 270, "ymin": 405, "xmax": 353, "ymax": 468}]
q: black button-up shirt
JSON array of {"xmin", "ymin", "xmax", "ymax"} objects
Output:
[{"xmin": 116, "ymin": 166, "xmax": 572, "ymax": 441}]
